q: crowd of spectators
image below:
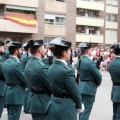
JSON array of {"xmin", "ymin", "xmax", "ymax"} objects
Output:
[{"xmin": 72, "ymin": 46, "xmax": 115, "ymax": 71}]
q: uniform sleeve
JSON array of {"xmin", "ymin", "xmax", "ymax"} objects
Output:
[
  {"xmin": 64, "ymin": 69, "xmax": 82, "ymax": 109},
  {"xmin": 39, "ymin": 65, "xmax": 51, "ymax": 93},
  {"xmin": 0, "ymin": 61, "xmax": 5, "ymax": 79},
  {"xmin": 89, "ymin": 61, "xmax": 102, "ymax": 86},
  {"xmin": 15, "ymin": 62, "xmax": 28, "ymax": 87}
]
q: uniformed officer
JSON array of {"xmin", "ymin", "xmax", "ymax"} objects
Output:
[
  {"xmin": 0, "ymin": 40, "xmax": 5, "ymax": 118},
  {"xmin": 76, "ymin": 43, "xmax": 102, "ymax": 120},
  {"xmin": 25, "ymin": 40, "xmax": 51, "ymax": 120},
  {"xmin": 108, "ymin": 43, "xmax": 120, "ymax": 120},
  {"xmin": 2, "ymin": 42, "xmax": 27, "ymax": 120},
  {"xmin": 20, "ymin": 41, "xmax": 31, "ymax": 67},
  {"xmin": 46, "ymin": 38, "xmax": 82, "ymax": 120},
  {"xmin": 42, "ymin": 44, "xmax": 74, "ymax": 71},
  {"xmin": 20, "ymin": 41, "xmax": 32, "ymax": 113}
]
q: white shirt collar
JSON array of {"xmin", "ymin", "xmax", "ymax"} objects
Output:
[
  {"xmin": 56, "ymin": 59, "xmax": 67, "ymax": 65},
  {"xmin": 115, "ymin": 56, "xmax": 120, "ymax": 58},
  {"xmin": 11, "ymin": 55, "xmax": 19, "ymax": 61}
]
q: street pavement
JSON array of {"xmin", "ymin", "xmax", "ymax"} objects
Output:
[{"xmin": 1, "ymin": 71, "xmax": 113, "ymax": 120}]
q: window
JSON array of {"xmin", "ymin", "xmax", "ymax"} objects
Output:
[
  {"xmin": 56, "ymin": 17, "xmax": 65, "ymax": 25},
  {"xmin": 12, "ymin": 37, "xmax": 24, "ymax": 44},
  {"xmin": 105, "ymin": 30, "xmax": 117, "ymax": 38},
  {"xmin": 44, "ymin": 38, "xmax": 54, "ymax": 47},
  {"xmin": 106, "ymin": 14, "xmax": 117, "ymax": 22},
  {"xmin": 88, "ymin": 12, "xmax": 94, "ymax": 17},
  {"xmin": 45, "ymin": 14, "xmax": 66, "ymax": 25},
  {"xmin": 106, "ymin": 14, "xmax": 111, "ymax": 21},
  {"xmin": 112, "ymin": 15, "xmax": 117, "ymax": 22},
  {"xmin": 45, "ymin": 19, "xmax": 54, "ymax": 25}
]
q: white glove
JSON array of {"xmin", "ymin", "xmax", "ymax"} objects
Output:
[{"xmin": 77, "ymin": 109, "xmax": 83, "ymax": 113}]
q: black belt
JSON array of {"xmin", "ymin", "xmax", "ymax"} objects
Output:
[
  {"xmin": 31, "ymin": 89, "xmax": 49, "ymax": 94},
  {"xmin": 113, "ymin": 83, "xmax": 120, "ymax": 86},
  {"xmin": 53, "ymin": 92, "xmax": 70, "ymax": 98},
  {"xmin": 6, "ymin": 83, "xmax": 23, "ymax": 87},
  {"xmin": 81, "ymin": 80, "xmax": 94, "ymax": 82}
]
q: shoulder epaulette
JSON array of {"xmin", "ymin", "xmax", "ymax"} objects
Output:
[
  {"xmin": 38, "ymin": 60, "xmax": 45, "ymax": 66},
  {"xmin": 87, "ymin": 57, "xmax": 92, "ymax": 61},
  {"xmin": 63, "ymin": 65, "xmax": 70, "ymax": 70}
]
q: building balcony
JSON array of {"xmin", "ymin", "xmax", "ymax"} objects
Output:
[
  {"xmin": 77, "ymin": 0, "xmax": 104, "ymax": 11},
  {"xmin": 76, "ymin": 16, "xmax": 104, "ymax": 27},
  {"xmin": 44, "ymin": 24, "xmax": 66, "ymax": 36},
  {"xmin": 45, "ymin": 0, "xmax": 66, "ymax": 14},
  {"xmin": 106, "ymin": 5, "xmax": 118, "ymax": 14},
  {"xmin": 105, "ymin": 37, "xmax": 117, "ymax": 44},
  {"xmin": 0, "ymin": 18, "xmax": 38, "ymax": 33},
  {"xmin": 76, "ymin": 33, "xmax": 103, "ymax": 43},
  {"xmin": 0, "ymin": 0, "xmax": 38, "ymax": 8},
  {"xmin": 105, "ymin": 21, "xmax": 118, "ymax": 29}
]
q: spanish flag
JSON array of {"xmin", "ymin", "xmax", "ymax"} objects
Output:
[{"xmin": 5, "ymin": 16, "xmax": 37, "ymax": 27}]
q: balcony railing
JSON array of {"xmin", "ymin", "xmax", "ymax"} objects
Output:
[
  {"xmin": 45, "ymin": 24, "xmax": 66, "ymax": 36},
  {"xmin": 0, "ymin": 0, "xmax": 38, "ymax": 8},
  {"xmin": 76, "ymin": 33, "xmax": 104, "ymax": 43},
  {"xmin": 76, "ymin": 16, "xmax": 104, "ymax": 27}
]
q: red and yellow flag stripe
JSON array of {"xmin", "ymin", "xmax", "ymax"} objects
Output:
[{"xmin": 4, "ymin": 16, "xmax": 37, "ymax": 27}]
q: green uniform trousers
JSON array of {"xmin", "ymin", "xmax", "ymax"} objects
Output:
[
  {"xmin": 32, "ymin": 113, "xmax": 45, "ymax": 120},
  {"xmin": 7, "ymin": 105, "xmax": 22, "ymax": 120},
  {"xmin": 113, "ymin": 102, "xmax": 120, "ymax": 120},
  {"xmin": 80, "ymin": 94, "xmax": 95, "ymax": 120},
  {"xmin": 0, "ymin": 96, "xmax": 4, "ymax": 118}
]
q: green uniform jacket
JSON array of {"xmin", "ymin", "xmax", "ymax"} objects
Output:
[
  {"xmin": 46, "ymin": 60, "xmax": 82, "ymax": 120},
  {"xmin": 0, "ymin": 55, "xmax": 5, "ymax": 97},
  {"xmin": 66, "ymin": 60, "xmax": 75, "ymax": 72},
  {"xmin": 2, "ymin": 56, "xmax": 27, "ymax": 105},
  {"xmin": 108, "ymin": 57, "xmax": 120, "ymax": 103},
  {"xmin": 76, "ymin": 55, "xmax": 102, "ymax": 96},
  {"xmin": 20, "ymin": 53, "xmax": 31, "ymax": 67},
  {"xmin": 25, "ymin": 57, "xmax": 51, "ymax": 114},
  {"xmin": 42, "ymin": 58, "xmax": 51, "ymax": 67},
  {"xmin": 4, "ymin": 48, "xmax": 10, "ymax": 60}
]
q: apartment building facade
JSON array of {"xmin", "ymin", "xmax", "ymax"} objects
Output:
[
  {"xmin": 0, "ymin": 0, "xmax": 119, "ymax": 47},
  {"xmin": 0, "ymin": 0, "xmax": 76, "ymax": 47},
  {"xmin": 76, "ymin": 0, "xmax": 118, "ymax": 47}
]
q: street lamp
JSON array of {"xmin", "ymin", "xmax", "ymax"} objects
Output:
[{"xmin": 89, "ymin": 34, "xmax": 92, "ymax": 43}]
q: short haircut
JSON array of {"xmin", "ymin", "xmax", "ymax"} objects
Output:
[
  {"xmin": 30, "ymin": 45, "xmax": 41, "ymax": 55},
  {"xmin": 53, "ymin": 45, "xmax": 69, "ymax": 59},
  {"xmin": 81, "ymin": 48, "xmax": 90, "ymax": 55},
  {"xmin": 114, "ymin": 49, "xmax": 120, "ymax": 55},
  {"xmin": 8, "ymin": 46, "xmax": 20, "ymax": 55}
]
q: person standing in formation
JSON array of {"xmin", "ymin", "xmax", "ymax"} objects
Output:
[
  {"xmin": 76, "ymin": 43, "xmax": 102, "ymax": 120},
  {"xmin": 108, "ymin": 43, "xmax": 120, "ymax": 120},
  {"xmin": 46, "ymin": 38, "xmax": 82, "ymax": 120},
  {"xmin": 25, "ymin": 40, "xmax": 51, "ymax": 120},
  {"xmin": 2, "ymin": 42, "xmax": 27, "ymax": 120},
  {"xmin": 0, "ymin": 40, "xmax": 5, "ymax": 118}
]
